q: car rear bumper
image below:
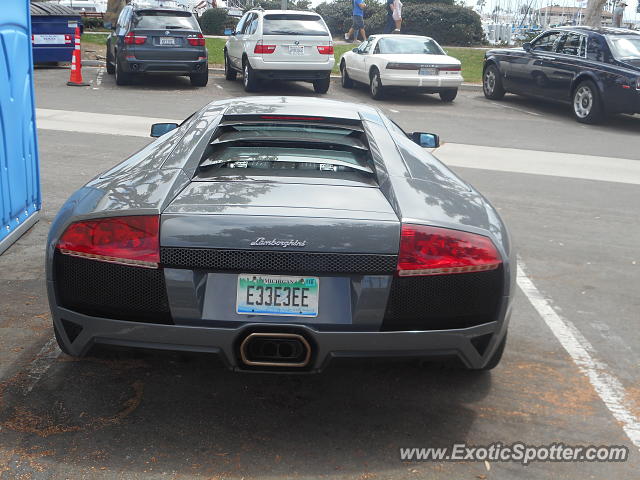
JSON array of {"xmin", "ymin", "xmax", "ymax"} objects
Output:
[
  {"xmin": 249, "ymin": 56, "xmax": 334, "ymax": 75},
  {"xmin": 380, "ymin": 73, "xmax": 463, "ymax": 89},
  {"xmin": 121, "ymin": 58, "xmax": 208, "ymax": 75},
  {"xmin": 50, "ymin": 300, "xmax": 512, "ymax": 372},
  {"xmin": 253, "ymin": 69, "xmax": 331, "ymax": 81}
]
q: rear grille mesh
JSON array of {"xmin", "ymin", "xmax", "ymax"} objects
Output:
[
  {"xmin": 382, "ymin": 268, "xmax": 503, "ymax": 331},
  {"xmin": 54, "ymin": 252, "xmax": 172, "ymax": 324},
  {"xmin": 161, "ymin": 247, "xmax": 397, "ymax": 275}
]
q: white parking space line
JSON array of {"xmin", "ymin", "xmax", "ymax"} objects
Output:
[
  {"xmin": 517, "ymin": 261, "xmax": 640, "ymax": 451},
  {"xmin": 93, "ymin": 66, "xmax": 104, "ymax": 91},
  {"xmin": 388, "ymin": 108, "xmax": 399, "ymax": 113},
  {"xmin": 22, "ymin": 336, "xmax": 61, "ymax": 395},
  {"xmin": 215, "ymin": 84, "xmax": 223, "ymax": 89},
  {"xmin": 435, "ymin": 143, "xmax": 640, "ymax": 186},
  {"xmin": 35, "ymin": 108, "xmax": 640, "ymax": 185},
  {"xmin": 489, "ymin": 101, "xmax": 542, "ymax": 116},
  {"xmin": 36, "ymin": 108, "xmax": 176, "ymax": 138}
]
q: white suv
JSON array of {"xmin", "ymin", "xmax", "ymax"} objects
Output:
[{"xmin": 224, "ymin": 9, "xmax": 335, "ymax": 93}]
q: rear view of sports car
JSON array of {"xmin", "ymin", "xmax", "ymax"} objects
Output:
[{"xmin": 47, "ymin": 97, "xmax": 515, "ymax": 372}]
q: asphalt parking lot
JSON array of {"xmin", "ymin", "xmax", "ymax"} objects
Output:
[{"xmin": 0, "ymin": 67, "xmax": 639, "ymax": 479}]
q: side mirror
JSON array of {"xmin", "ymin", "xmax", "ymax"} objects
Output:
[
  {"xmin": 411, "ymin": 132, "xmax": 440, "ymax": 148},
  {"xmin": 352, "ymin": 47, "xmax": 359, "ymax": 53},
  {"xmin": 231, "ymin": 30, "xmax": 237, "ymax": 36},
  {"xmin": 523, "ymin": 42, "xmax": 532, "ymax": 52},
  {"xmin": 150, "ymin": 122, "xmax": 179, "ymax": 138},
  {"xmin": 103, "ymin": 21, "xmax": 113, "ymax": 30}
]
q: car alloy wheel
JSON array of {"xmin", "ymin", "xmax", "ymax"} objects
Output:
[
  {"xmin": 573, "ymin": 85, "xmax": 593, "ymax": 119},
  {"xmin": 484, "ymin": 69, "xmax": 496, "ymax": 95},
  {"xmin": 370, "ymin": 71, "xmax": 384, "ymax": 99}
]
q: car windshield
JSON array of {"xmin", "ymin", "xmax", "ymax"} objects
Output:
[
  {"xmin": 133, "ymin": 11, "xmax": 198, "ymax": 30},
  {"xmin": 607, "ymin": 35, "xmax": 640, "ymax": 60},
  {"xmin": 376, "ymin": 37, "xmax": 444, "ymax": 55},
  {"xmin": 263, "ymin": 14, "xmax": 328, "ymax": 36}
]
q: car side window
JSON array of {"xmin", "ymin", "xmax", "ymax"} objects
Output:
[
  {"xmin": 532, "ymin": 31, "xmax": 562, "ymax": 52},
  {"xmin": 586, "ymin": 36, "xmax": 608, "ymax": 63},
  {"xmin": 246, "ymin": 14, "xmax": 259, "ymax": 35},
  {"xmin": 559, "ymin": 33, "xmax": 586, "ymax": 56},
  {"xmin": 235, "ymin": 13, "xmax": 249, "ymax": 34},
  {"xmin": 361, "ymin": 38, "xmax": 375, "ymax": 54}
]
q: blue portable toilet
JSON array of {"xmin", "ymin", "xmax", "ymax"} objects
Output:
[
  {"xmin": 30, "ymin": 2, "xmax": 81, "ymax": 64},
  {"xmin": 0, "ymin": 0, "xmax": 41, "ymax": 255}
]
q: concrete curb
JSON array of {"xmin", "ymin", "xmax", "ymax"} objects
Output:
[{"xmin": 77, "ymin": 64, "xmax": 483, "ymax": 90}]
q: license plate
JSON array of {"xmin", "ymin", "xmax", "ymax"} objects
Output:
[
  {"xmin": 236, "ymin": 274, "xmax": 319, "ymax": 317},
  {"xmin": 160, "ymin": 37, "xmax": 175, "ymax": 46},
  {"xmin": 33, "ymin": 34, "xmax": 65, "ymax": 45},
  {"xmin": 419, "ymin": 67, "xmax": 438, "ymax": 76},
  {"xmin": 288, "ymin": 45, "xmax": 304, "ymax": 56}
]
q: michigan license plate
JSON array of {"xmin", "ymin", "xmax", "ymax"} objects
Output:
[
  {"xmin": 236, "ymin": 274, "xmax": 319, "ymax": 317},
  {"xmin": 419, "ymin": 67, "xmax": 437, "ymax": 76},
  {"xmin": 160, "ymin": 37, "xmax": 175, "ymax": 46},
  {"xmin": 288, "ymin": 45, "xmax": 304, "ymax": 56}
]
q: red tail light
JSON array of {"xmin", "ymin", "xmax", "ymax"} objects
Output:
[
  {"xmin": 188, "ymin": 33, "xmax": 206, "ymax": 47},
  {"xmin": 317, "ymin": 45, "xmax": 334, "ymax": 55},
  {"xmin": 124, "ymin": 32, "xmax": 147, "ymax": 45},
  {"xmin": 397, "ymin": 224, "xmax": 501, "ymax": 276},
  {"xmin": 254, "ymin": 40, "xmax": 276, "ymax": 54},
  {"xmin": 56, "ymin": 216, "xmax": 160, "ymax": 268}
]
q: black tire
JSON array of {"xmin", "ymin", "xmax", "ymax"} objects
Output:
[
  {"xmin": 190, "ymin": 70, "xmax": 209, "ymax": 87},
  {"xmin": 572, "ymin": 80, "xmax": 604, "ymax": 124},
  {"xmin": 439, "ymin": 88, "xmax": 458, "ymax": 102},
  {"xmin": 106, "ymin": 50, "xmax": 115, "ymax": 74},
  {"xmin": 369, "ymin": 69, "xmax": 385, "ymax": 100},
  {"xmin": 473, "ymin": 334, "xmax": 507, "ymax": 371},
  {"xmin": 243, "ymin": 59, "xmax": 259, "ymax": 92},
  {"xmin": 483, "ymin": 64, "xmax": 505, "ymax": 100},
  {"xmin": 313, "ymin": 76, "xmax": 330, "ymax": 94},
  {"xmin": 224, "ymin": 51, "xmax": 236, "ymax": 81},
  {"xmin": 340, "ymin": 62, "xmax": 354, "ymax": 89},
  {"xmin": 53, "ymin": 323, "xmax": 73, "ymax": 356},
  {"xmin": 115, "ymin": 56, "xmax": 132, "ymax": 86}
]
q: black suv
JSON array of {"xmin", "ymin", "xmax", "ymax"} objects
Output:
[{"xmin": 106, "ymin": 7, "xmax": 208, "ymax": 86}]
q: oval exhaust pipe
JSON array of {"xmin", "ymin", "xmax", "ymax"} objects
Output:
[{"xmin": 240, "ymin": 333, "xmax": 311, "ymax": 368}]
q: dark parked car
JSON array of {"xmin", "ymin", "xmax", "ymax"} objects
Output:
[
  {"xmin": 47, "ymin": 97, "xmax": 515, "ymax": 373},
  {"xmin": 483, "ymin": 26, "xmax": 640, "ymax": 123},
  {"xmin": 106, "ymin": 6, "xmax": 208, "ymax": 86}
]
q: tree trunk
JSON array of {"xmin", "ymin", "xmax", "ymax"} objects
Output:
[
  {"xmin": 583, "ymin": 0, "xmax": 607, "ymax": 26},
  {"xmin": 106, "ymin": 0, "xmax": 125, "ymax": 24}
]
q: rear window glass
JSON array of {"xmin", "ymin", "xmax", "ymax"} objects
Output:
[
  {"xmin": 209, "ymin": 146, "xmax": 368, "ymax": 172},
  {"xmin": 376, "ymin": 37, "xmax": 444, "ymax": 55},
  {"xmin": 607, "ymin": 35, "xmax": 640, "ymax": 60},
  {"xmin": 133, "ymin": 11, "xmax": 199, "ymax": 30},
  {"xmin": 263, "ymin": 14, "xmax": 328, "ymax": 36}
]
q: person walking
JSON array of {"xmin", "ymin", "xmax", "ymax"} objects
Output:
[
  {"xmin": 613, "ymin": 1, "xmax": 626, "ymax": 28},
  {"xmin": 345, "ymin": 0, "xmax": 367, "ymax": 42},
  {"xmin": 392, "ymin": 0, "xmax": 403, "ymax": 32},
  {"xmin": 384, "ymin": 0, "xmax": 395, "ymax": 34}
]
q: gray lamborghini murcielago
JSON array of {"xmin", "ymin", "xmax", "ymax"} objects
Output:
[{"xmin": 47, "ymin": 96, "xmax": 515, "ymax": 372}]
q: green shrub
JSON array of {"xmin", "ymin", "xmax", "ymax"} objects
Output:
[
  {"xmin": 82, "ymin": 17, "xmax": 104, "ymax": 30},
  {"xmin": 198, "ymin": 8, "xmax": 228, "ymax": 35},
  {"xmin": 316, "ymin": 0, "xmax": 481, "ymax": 45},
  {"xmin": 399, "ymin": 4, "xmax": 483, "ymax": 46}
]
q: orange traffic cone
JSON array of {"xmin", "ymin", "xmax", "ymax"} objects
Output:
[{"xmin": 67, "ymin": 27, "xmax": 89, "ymax": 86}]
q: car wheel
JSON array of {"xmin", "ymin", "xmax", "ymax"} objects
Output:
[
  {"xmin": 106, "ymin": 50, "xmax": 115, "ymax": 75},
  {"xmin": 313, "ymin": 76, "xmax": 330, "ymax": 94},
  {"xmin": 439, "ymin": 88, "xmax": 458, "ymax": 103},
  {"xmin": 115, "ymin": 56, "xmax": 132, "ymax": 86},
  {"xmin": 190, "ymin": 70, "xmax": 209, "ymax": 87},
  {"xmin": 243, "ymin": 60, "xmax": 259, "ymax": 93},
  {"xmin": 224, "ymin": 51, "xmax": 236, "ymax": 81},
  {"xmin": 572, "ymin": 80, "xmax": 604, "ymax": 124},
  {"xmin": 340, "ymin": 62, "xmax": 354, "ymax": 89},
  {"xmin": 483, "ymin": 64, "xmax": 505, "ymax": 100},
  {"xmin": 369, "ymin": 70, "xmax": 384, "ymax": 100}
]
